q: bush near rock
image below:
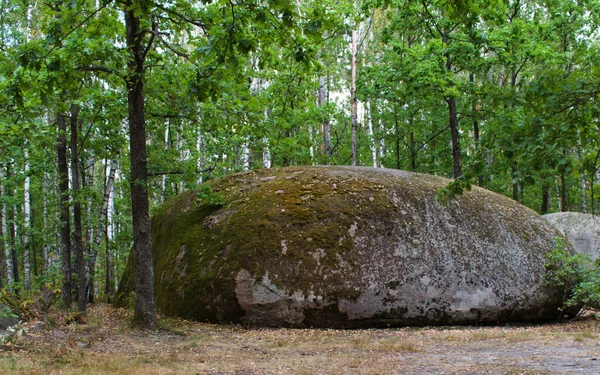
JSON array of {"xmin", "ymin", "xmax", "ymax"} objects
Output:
[{"xmin": 119, "ymin": 166, "xmax": 570, "ymax": 327}]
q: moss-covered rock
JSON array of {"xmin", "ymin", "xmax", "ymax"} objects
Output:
[{"xmin": 119, "ymin": 166, "xmax": 568, "ymax": 327}]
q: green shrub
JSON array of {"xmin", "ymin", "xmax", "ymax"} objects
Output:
[{"xmin": 544, "ymin": 237, "xmax": 600, "ymax": 314}]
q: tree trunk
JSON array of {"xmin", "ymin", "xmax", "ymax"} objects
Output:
[
  {"xmin": 105, "ymin": 163, "xmax": 116, "ymax": 298},
  {"xmin": 561, "ymin": 168, "xmax": 567, "ymax": 212},
  {"xmin": 447, "ymin": 96, "xmax": 461, "ymax": 179},
  {"xmin": 367, "ymin": 102, "xmax": 377, "ymax": 167},
  {"xmin": 470, "ymin": 73, "xmax": 483, "ymax": 186},
  {"xmin": 394, "ymin": 110, "xmax": 400, "ymax": 170},
  {"xmin": 512, "ymin": 163, "xmax": 519, "ymax": 202},
  {"xmin": 57, "ymin": 112, "xmax": 72, "ymax": 307},
  {"xmin": 541, "ymin": 183, "xmax": 550, "ymax": 215},
  {"xmin": 125, "ymin": 1, "xmax": 157, "ymax": 329},
  {"xmin": 23, "ymin": 146, "xmax": 31, "ymax": 290},
  {"xmin": 318, "ymin": 76, "xmax": 332, "ymax": 158},
  {"xmin": 71, "ymin": 104, "xmax": 87, "ymax": 315},
  {"xmin": 378, "ymin": 105, "xmax": 385, "ymax": 168},
  {"xmin": 42, "ymin": 173, "xmax": 49, "ymax": 276},
  {"xmin": 5, "ymin": 167, "xmax": 19, "ymax": 285},
  {"xmin": 445, "ymin": 47, "xmax": 461, "ymax": 179},
  {"xmin": 351, "ymin": 28, "xmax": 358, "ymax": 166},
  {"xmin": 83, "ymin": 155, "xmax": 95, "ymax": 301},
  {"xmin": 409, "ymin": 131, "xmax": 416, "ymax": 172},
  {"xmin": 87, "ymin": 158, "xmax": 117, "ymax": 302},
  {"xmin": 0, "ymin": 167, "xmax": 14, "ymax": 287}
]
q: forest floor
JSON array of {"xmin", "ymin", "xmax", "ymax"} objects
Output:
[{"xmin": 0, "ymin": 303, "xmax": 599, "ymax": 374}]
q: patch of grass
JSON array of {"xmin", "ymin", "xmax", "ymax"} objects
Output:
[{"xmin": 374, "ymin": 338, "xmax": 421, "ymax": 353}]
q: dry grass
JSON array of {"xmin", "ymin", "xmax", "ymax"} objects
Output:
[{"xmin": 1, "ymin": 304, "xmax": 600, "ymax": 374}]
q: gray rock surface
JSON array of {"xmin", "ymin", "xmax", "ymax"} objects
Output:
[
  {"xmin": 542, "ymin": 212, "xmax": 600, "ymax": 260},
  {"xmin": 120, "ymin": 166, "xmax": 568, "ymax": 327}
]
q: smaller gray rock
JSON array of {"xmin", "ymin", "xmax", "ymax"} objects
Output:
[
  {"xmin": 0, "ymin": 304, "xmax": 18, "ymax": 330},
  {"xmin": 542, "ymin": 212, "xmax": 600, "ymax": 260}
]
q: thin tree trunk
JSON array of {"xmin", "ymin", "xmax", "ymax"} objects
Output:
[
  {"xmin": 1, "ymin": 167, "xmax": 14, "ymax": 287},
  {"xmin": 445, "ymin": 44, "xmax": 461, "ymax": 178},
  {"xmin": 125, "ymin": 1, "xmax": 157, "ymax": 329},
  {"xmin": 105, "ymin": 163, "xmax": 115, "ymax": 297},
  {"xmin": 87, "ymin": 158, "xmax": 117, "ymax": 302},
  {"xmin": 71, "ymin": 104, "xmax": 87, "ymax": 315},
  {"xmin": 410, "ymin": 131, "xmax": 416, "ymax": 172},
  {"xmin": 409, "ymin": 112, "xmax": 416, "ymax": 171},
  {"xmin": 470, "ymin": 73, "xmax": 483, "ymax": 186},
  {"xmin": 541, "ymin": 182, "xmax": 550, "ymax": 215},
  {"xmin": 394, "ymin": 110, "xmax": 400, "ymax": 170},
  {"xmin": 83, "ymin": 155, "xmax": 95, "ymax": 303},
  {"xmin": 512, "ymin": 163, "xmax": 519, "ymax": 202},
  {"xmin": 561, "ymin": 168, "xmax": 568, "ymax": 212},
  {"xmin": 351, "ymin": 28, "xmax": 358, "ymax": 166},
  {"xmin": 367, "ymin": 102, "xmax": 377, "ymax": 167},
  {"xmin": 57, "ymin": 112, "xmax": 72, "ymax": 307},
  {"xmin": 578, "ymin": 141, "xmax": 587, "ymax": 213},
  {"xmin": 378, "ymin": 105, "xmax": 385, "ymax": 168},
  {"xmin": 6, "ymin": 167, "xmax": 19, "ymax": 285},
  {"xmin": 23, "ymin": 146, "xmax": 31, "ymax": 290},
  {"xmin": 318, "ymin": 76, "xmax": 332, "ymax": 158},
  {"xmin": 42, "ymin": 173, "xmax": 49, "ymax": 276}
]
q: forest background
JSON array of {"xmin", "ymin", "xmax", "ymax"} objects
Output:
[{"xmin": 1, "ymin": 0, "xmax": 600, "ymax": 326}]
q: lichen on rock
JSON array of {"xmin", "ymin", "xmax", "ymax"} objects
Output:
[{"xmin": 118, "ymin": 166, "xmax": 569, "ymax": 327}]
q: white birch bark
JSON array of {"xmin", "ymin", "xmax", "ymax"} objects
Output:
[
  {"xmin": 42, "ymin": 172, "xmax": 49, "ymax": 276},
  {"xmin": 87, "ymin": 158, "xmax": 118, "ymax": 300},
  {"xmin": 241, "ymin": 139, "xmax": 250, "ymax": 171},
  {"xmin": 23, "ymin": 146, "xmax": 32, "ymax": 290},
  {"xmin": 162, "ymin": 122, "xmax": 170, "ymax": 199},
  {"xmin": 378, "ymin": 105, "xmax": 386, "ymax": 167},
  {"xmin": 318, "ymin": 76, "xmax": 332, "ymax": 158},
  {"xmin": 262, "ymin": 137, "xmax": 272, "ymax": 168},
  {"xmin": 0, "ymin": 168, "xmax": 13, "ymax": 287},
  {"xmin": 367, "ymin": 102, "xmax": 377, "ymax": 168},
  {"xmin": 308, "ymin": 126, "xmax": 315, "ymax": 164}
]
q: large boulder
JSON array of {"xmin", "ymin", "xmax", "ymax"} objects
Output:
[
  {"xmin": 542, "ymin": 212, "xmax": 600, "ymax": 261},
  {"xmin": 119, "ymin": 166, "xmax": 568, "ymax": 327}
]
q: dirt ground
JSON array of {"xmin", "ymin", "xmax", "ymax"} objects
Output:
[{"xmin": 1, "ymin": 303, "xmax": 599, "ymax": 374}]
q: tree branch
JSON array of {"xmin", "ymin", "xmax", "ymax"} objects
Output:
[
  {"xmin": 158, "ymin": 35, "xmax": 190, "ymax": 59},
  {"xmin": 142, "ymin": 15, "xmax": 158, "ymax": 60}
]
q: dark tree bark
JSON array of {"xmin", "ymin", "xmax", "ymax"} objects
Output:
[
  {"xmin": 446, "ymin": 96, "xmax": 462, "ymax": 179},
  {"xmin": 70, "ymin": 104, "xmax": 87, "ymax": 315},
  {"xmin": 444, "ymin": 38, "xmax": 461, "ymax": 179},
  {"xmin": 512, "ymin": 163, "xmax": 519, "ymax": 202},
  {"xmin": 124, "ymin": 1, "xmax": 157, "ymax": 329},
  {"xmin": 57, "ymin": 112, "xmax": 71, "ymax": 307},
  {"xmin": 541, "ymin": 183, "xmax": 550, "ymax": 214},
  {"xmin": 470, "ymin": 73, "xmax": 483, "ymax": 186}
]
